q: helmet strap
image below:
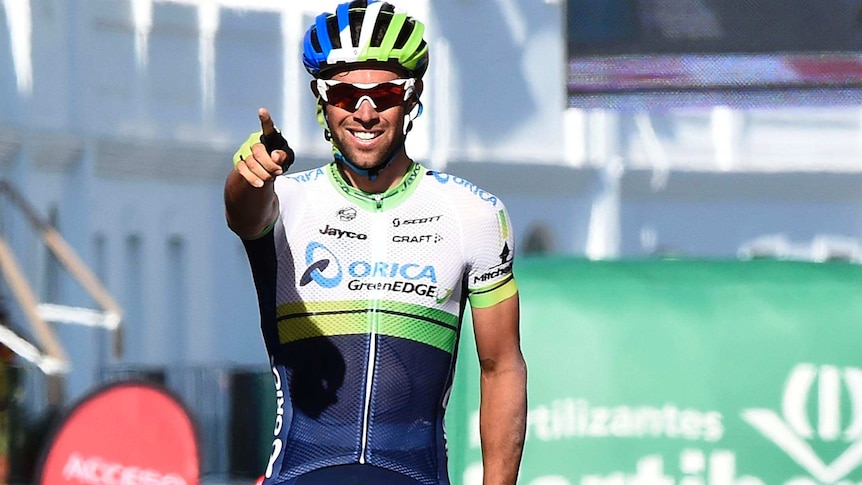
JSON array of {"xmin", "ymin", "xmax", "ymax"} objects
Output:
[
  {"xmin": 334, "ymin": 138, "xmax": 404, "ymax": 182},
  {"xmin": 403, "ymin": 100, "xmax": 423, "ymax": 135}
]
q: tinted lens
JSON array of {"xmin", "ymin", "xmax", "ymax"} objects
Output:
[{"xmin": 325, "ymin": 82, "xmax": 407, "ymax": 112}]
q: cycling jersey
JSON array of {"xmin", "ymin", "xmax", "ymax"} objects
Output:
[{"xmin": 242, "ymin": 161, "xmax": 517, "ymax": 485}]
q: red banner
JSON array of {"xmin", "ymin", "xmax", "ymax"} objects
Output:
[{"xmin": 37, "ymin": 381, "xmax": 199, "ymax": 485}]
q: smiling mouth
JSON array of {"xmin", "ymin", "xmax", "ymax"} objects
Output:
[{"xmin": 350, "ymin": 130, "xmax": 381, "ymax": 142}]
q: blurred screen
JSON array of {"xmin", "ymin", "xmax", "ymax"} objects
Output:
[{"xmin": 567, "ymin": 0, "xmax": 862, "ymax": 96}]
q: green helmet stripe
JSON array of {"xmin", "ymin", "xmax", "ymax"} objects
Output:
[
  {"xmin": 399, "ymin": 21, "xmax": 425, "ymax": 58},
  {"xmin": 379, "ymin": 13, "xmax": 408, "ymax": 53},
  {"xmin": 396, "ymin": 21, "xmax": 426, "ymax": 70},
  {"xmin": 363, "ymin": 13, "xmax": 407, "ymax": 63}
]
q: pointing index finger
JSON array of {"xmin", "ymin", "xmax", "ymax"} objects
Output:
[{"xmin": 258, "ymin": 108, "xmax": 276, "ymax": 136}]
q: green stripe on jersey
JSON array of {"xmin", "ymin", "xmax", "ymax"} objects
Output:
[
  {"xmin": 498, "ymin": 210, "xmax": 510, "ymax": 239},
  {"xmin": 277, "ymin": 300, "xmax": 459, "ymax": 352},
  {"xmin": 468, "ymin": 277, "xmax": 518, "ymax": 309}
]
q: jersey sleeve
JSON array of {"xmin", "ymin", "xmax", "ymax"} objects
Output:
[
  {"xmin": 464, "ymin": 197, "xmax": 518, "ymax": 309},
  {"xmin": 273, "ymin": 175, "xmax": 308, "ymax": 236}
]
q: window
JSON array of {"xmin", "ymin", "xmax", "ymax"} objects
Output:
[
  {"xmin": 166, "ymin": 236, "xmax": 187, "ymax": 364},
  {"xmin": 124, "ymin": 235, "xmax": 143, "ymax": 362},
  {"xmin": 522, "ymin": 224, "xmax": 556, "ymax": 255}
]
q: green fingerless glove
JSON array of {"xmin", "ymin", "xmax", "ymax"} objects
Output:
[
  {"xmin": 232, "ymin": 131, "xmax": 262, "ymax": 167},
  {"xmin": 232, "ymin": 130, "xmax": 295, "ymax": 170}
]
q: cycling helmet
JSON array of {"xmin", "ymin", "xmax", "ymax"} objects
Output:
[{"xmin": 302, "ymin": 0, "xmax": 429, "ymax": 79}]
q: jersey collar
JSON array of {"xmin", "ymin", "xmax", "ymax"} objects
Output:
[{"xmin": 327, "ymin": 161, "xmax": 424, "ymax": 211}]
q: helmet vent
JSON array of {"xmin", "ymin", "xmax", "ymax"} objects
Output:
[
  {"xmin": 370, "ymin": 13, "xmax": 392, "ymax": 48},
  {"xmin": 393, "ymin": 20, "xmax": 414, "ymax": 50},
  {"xmin": 326, "ymin": 16, "xmax": 342, "ymax": 49}
]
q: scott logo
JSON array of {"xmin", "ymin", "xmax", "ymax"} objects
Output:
[
  {"xmin": 392, "ymin": 215, "xmax": 442, "ymax": 227},
  {"xmin": 743, "ymin": 363, "xmax": 862, "ymax": 483}
]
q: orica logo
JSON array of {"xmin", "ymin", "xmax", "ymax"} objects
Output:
[
  {"xmin": 300, "ymin": 242, "xmax": 342, "ymax": 288},
  {"xmin": 299, "ymin": 241, "xmax": 438, "ymax": 289},
  {"xmin": 430, "ymin": 172, "xmax": 498, "ymax": 206},
  {"xmin": 742, "ymin": 363, "xmax": 862, "ymax": 484}
]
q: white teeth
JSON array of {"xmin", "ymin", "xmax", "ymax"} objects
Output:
[{"xmin": 354, "ymin": 131, "xmax": 376, "ymax": 140}]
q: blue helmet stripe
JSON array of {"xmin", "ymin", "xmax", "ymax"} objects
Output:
[
  {"xmin": 314, "ymin": 12, "xmax": 333, "ymax": 61},
  {"xmin": 301, "ymin": 27, "xmax": 319, "ymax": 72},
  {"xmin": 336, "ymin": 2, "xmax": 351, "ymax": 38}
]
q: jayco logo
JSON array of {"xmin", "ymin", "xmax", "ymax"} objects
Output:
[
  {"xmin": 319, "ymin": 224, "xmax": 367, "ymax": 240},
  {"xmin": 743, "ymin": 363, "xmax": 862, "ymax": 484}
]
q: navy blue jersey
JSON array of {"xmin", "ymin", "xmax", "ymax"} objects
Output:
[{"xmin": 242, "ymin": 162, "xmax": 516, "ymax": 485}]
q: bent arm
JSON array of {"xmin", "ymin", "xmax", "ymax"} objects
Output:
[
  {"xmin": 472, "ymin": 293, "xmax": 527, "ymax": 485},
  {"xmin": 224, "ymin": 109, "xmax": 289, "ymax": 239},
  {"xmin": 224, "ymin": 164, "xmax": 278, "ymax": 239}
]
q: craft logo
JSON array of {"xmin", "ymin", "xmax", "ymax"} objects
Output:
[
  {"xmin": 742, "ymin": 363, "xmax": 862, "ymax": 484},
  {"xmin": 392, "ymin": 234, "xmax": 443, "ymax": 244}
]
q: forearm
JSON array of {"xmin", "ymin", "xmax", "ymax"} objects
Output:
[
  {"xmin": 223, "ymin": 169, "xmax": 278, "ymax": 239},
  {"xmin": 479, "ymin": 360, "xmax": 527, "ymax": 485}
]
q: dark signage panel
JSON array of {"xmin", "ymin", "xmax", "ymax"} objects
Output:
[
  {"xmin": 567, "ymin": 0, "xmax": 862, "ymax": 99},
  {"xmin": 569, "ymin": 0, "xmax": 862, "ymax": 55}
]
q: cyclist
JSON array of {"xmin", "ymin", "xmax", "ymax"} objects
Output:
[{"xmin": 224, "ymin": 1, "xmax": 526, "ymax": 484}]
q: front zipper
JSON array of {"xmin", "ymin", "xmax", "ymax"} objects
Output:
[{"xmin": 359, "ymin": 193, "xmax": 386, "ymax": 463}]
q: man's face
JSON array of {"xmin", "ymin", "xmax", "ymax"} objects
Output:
[{"xmin": 317, "ymin": 68, "xmax": 414, "ymax": 171}]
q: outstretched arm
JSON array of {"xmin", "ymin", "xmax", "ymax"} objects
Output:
[
  {"xmin": 224, "ymin": 108, "xmax": 291, "ymax": 239},
  {"xmin": 472, "ymin": 293, "xmax": 527, "ymax": 485}
]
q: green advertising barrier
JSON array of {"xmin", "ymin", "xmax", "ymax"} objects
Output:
[{"xmin": 447, "ymin": 258, "xmax": 862, "ymax": 485}]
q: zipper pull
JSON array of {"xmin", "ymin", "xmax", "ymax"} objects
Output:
[{"xmin": 375, "ymin": 193, "xmax": 382, "ymax": 210}]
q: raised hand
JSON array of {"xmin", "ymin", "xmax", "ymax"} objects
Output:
[{"xmin": 235, "ymin": 108, "xmax": 294, "ymax": 188}]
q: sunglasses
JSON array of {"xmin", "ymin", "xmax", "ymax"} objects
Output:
[{"xmin": 316, "ymin": 78, "xmax": 415, "ymax": 112}]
